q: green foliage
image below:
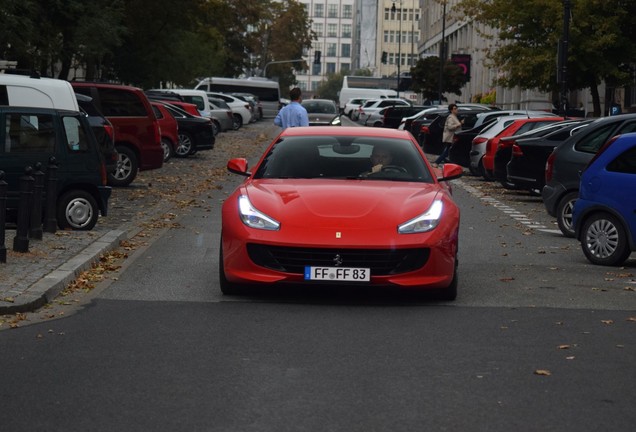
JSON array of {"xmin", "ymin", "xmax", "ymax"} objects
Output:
[
  {"xmin": 410, "ymin": 56, "xmax": 467, "ymax": 101},
  {"xmin": 0, "ymin": 0, "xmax": 313, "ymax": 90},
  {"xmin": 315, "ymin": 72, "xmax": 345, "ymax": 101},
  {"xmin": 456, "ymin": 0, "xmax": 636, "ymax": 94}
]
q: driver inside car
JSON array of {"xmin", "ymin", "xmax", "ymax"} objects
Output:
[{"xmin": 366, "ymin": 145, "xmax": 393, "ymax": 174}]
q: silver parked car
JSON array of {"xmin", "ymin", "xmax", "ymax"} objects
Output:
[
  {"xmin": 208, "ymin": 97, "xmax": 235, "ymax": 132},
  {"xmin": 301, "ymin": 99, "xmax": 341, "ymax": 126}
]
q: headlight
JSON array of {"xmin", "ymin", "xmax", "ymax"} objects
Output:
[
  {"xmin": 331, "ymin": 116, "xmax": 342, "ymax": 126},
  {"xmin": 238, "ymin": 195, "xmax": 280, "ymax": 230},
  {"xmin": 398, "ymin": 200, "xmax": 443, "ymax": 234}
]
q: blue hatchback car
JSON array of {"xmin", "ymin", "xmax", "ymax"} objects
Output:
[{"xmin": 573, "ymin": 133, "xmax": 636, "ymax": 266}]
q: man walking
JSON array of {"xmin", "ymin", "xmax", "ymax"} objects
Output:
[{"xmin": 274, "ymin": 87, "xmax": 309, "ymax": 128}]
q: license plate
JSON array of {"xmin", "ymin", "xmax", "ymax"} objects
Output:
[{"xmin": 304, "ymin": 266, "xmax": 370, "ymax": 282}]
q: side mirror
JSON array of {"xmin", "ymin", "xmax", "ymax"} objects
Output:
[
  {"xmin": 227, "ymin": 158, "xmax": 250, "ymax": 177},
  {"xmin": 437, "ymin": 163, "xmax": 464, "ymax": 181}
]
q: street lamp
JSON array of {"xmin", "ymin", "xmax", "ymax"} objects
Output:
[
  {"xmin": 391, "ymin": 1, "xmax": 402, "ymax": 98},
  {"xmin": 438, "ymin": 0, "xmax": 447, "ymax": 104}
]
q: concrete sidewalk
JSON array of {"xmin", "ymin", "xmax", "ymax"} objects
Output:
[
  {"xmin": 1, "ymin": 121, "xmax": 280, "ymax": 316},
  {"xmin": 0, "ymin": 228, "xmax": 128, "ymax": 314}
]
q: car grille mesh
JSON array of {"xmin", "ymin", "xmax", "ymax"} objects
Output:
[{"xmin": 247, "ymin": 244, "xmax": 429, "ymax": 276}]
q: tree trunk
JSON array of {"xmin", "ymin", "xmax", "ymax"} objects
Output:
[{"xmin": 589, "ymin": 80, "xmax": 601, "ymax": 117}]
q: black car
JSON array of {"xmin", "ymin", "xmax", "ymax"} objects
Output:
[
  {"xmin": 449, "ymin": 119, "xmax": 498, "ymax": 168},
  {"xmin": 0, "ymin": 105, "xmax": 111, "ymax": 230},
  {"xmin": 162, "ymin": 103, "xmax": 215, "ymax": 154},
  {"xmin": 417, "ymin": 109, "xmax": 483, "ymax": 155},
  {"xmin": 75, "ymin": 93, "xmax": 118, "ymax": 177},
  {"xmin": 492, "ymin": 120, "xmax": 587, "ymax": 189},
  {"xmin": 542, "ymin": 114, "xmax": 636, "ymax": 237},
  {"xmin": 505, "ymin": 120, "xmax": 593, "ymax": 194}
]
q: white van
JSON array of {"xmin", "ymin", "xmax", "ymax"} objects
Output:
[
  {"xmin": 0, "ymin": 74, "xmax": 79, "ymax": 111},
  {"xmin": 338, "ymin": 88, "xmax": 397, "ymax": 112}
]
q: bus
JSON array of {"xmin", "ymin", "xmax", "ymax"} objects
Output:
[{"xmin": 194, "ymin": 77, "xmax": 281, "ymax": 118}]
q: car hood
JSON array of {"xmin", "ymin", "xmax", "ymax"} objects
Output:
[{"xmin": 243, "ymin": 180, "xmax": 442, "ymax": 231}]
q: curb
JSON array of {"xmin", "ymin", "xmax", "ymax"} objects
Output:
[{"xmin": 0, "ymin": 229, "xmax": 128, "ymax": 315}]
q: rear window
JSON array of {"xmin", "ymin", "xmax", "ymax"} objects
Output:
[
  {"xmin": 97, "ymin": 88, "xmax": 148, "ymax": 117},
  {"xmin": 607, "ymin": 146, "xmax": 636, "ymax": 174}
]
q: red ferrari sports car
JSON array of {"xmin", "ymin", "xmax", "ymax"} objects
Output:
[{"xmin": 220, "ymin": 126, "xmax": 463, "ymax": 300}]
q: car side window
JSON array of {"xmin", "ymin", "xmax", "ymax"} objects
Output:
[
  {"xmin": 575, "ymin": 123, "xmax": 616, "ymax": 154},
  {"xmin": 5, "ymin": 113, "xmax": 55, "ymax": 153},
  {"xmin": 607, "ymin": 146, "xmax": 636, "ymax": 174},
  {"xmin": 62, "ymin": 115, "xmax": 89, "ymax": 152},
  {"xmin": 98, "ymin": 88, "xmax": 147, "ymax": 117},
  {"xmin": 616, "ymin": 121, "xmax": 636, "ymax": 135}
]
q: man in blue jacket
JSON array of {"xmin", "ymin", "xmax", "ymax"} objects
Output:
[{"xmin": 275, "ymin": 87, "xmax": 309, "ymax": 128}]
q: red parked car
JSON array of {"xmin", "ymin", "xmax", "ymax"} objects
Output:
[
  {"xmin": 150, "ymin": 101, "xmax": 180, "ymax": 162},
  {"xmin": 72, "ymin": 82, "xmax": 163, "ymax": 186},
  {"xmin": 220, "ymin": 126, "xmax": 464, "ymax": 300},
  {"xmin": 481, "ymin": 117, "xmax": 565, "ymax": 180}
]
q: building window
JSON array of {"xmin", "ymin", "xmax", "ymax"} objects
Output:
[
  {"xmin": 341, "ymin": 43, "xmax": 350, "ymax": 57},
  {"xmin": 314, "ymin": 4, "xmax": 323, "ymax": 18},
  {"xmin": 328, "ymin": 4, "xmax": 337, "ymax": 18},
  {"xmin": 384, "ymin": 30, "xmax": 389, "ymax": 43},
  {"xmin": 328, "ymin": 23, "xmax": 337, "ymax": 37},
  {"xmin": 342, "ymin": 24, "xmax": 352, "ymax": 38},
  {"xmin": 341, "ymin": 63, "xmax": 350, "ymax": 72},
  {"xmin": 343, "ymin": 4, "xmax": 352, "ymax": 19},
  {"xmin": 327, "ymin": 62, "xmax": 336, "ymax": 74},
  {"xmin": 311, "ymin": 81, "xmax": 320, "ymax": 91},
  {"xmin": 327, "ymin": 43, "xmax": 337, "ymax": 57},
  {"xmin": 314, "ymin": 23, "xmax": 323, "ymax": 37},
  {"xmin": 313, "ymin": 63, "xmax": 321, "ymax": 75}
]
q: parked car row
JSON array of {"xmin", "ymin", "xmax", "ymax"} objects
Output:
[
  {"xmin": 438, "ymin": 109, "xmax": 636, "ymax": 267},
  {"xmin": 0, "ymin": 74, "xmax": 263, "ymax": 233}
]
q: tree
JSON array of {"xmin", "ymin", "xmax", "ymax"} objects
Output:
[
  {"xmin": 410, "ymin": 56, "xmax": 467, "ymax": 102},
  {"xmin": 261, "ymin": 0, "xmax": 314, "ymax": 90},
  {"xmin": 315, "ymin": 72, "xmax": 345, "ymax": 101},
  {"xmin": 456, "ymin": 0, "xmax": 636, "ymax": 116}
]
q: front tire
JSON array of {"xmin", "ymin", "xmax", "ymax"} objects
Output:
[
  {"xmin": 175, "ymin": 132, "xmax": 193, "ymax": 157},
  {"xmin": 219, "ymin": 241, "xmax": 240, "ymax": 295},
  {"xmin": 57, "ymin": 190, "xmax": 99, "ymax": 231},
  {"xmin": 557, "ymin": 191, "xmax": 578, "ymax": 238},
  {"xmin": 232, "ymin": 114, "xmax": 242, "ymax": 131},
  {"xmin": 108, "ymin": 146, "xmax": 138, "ymax": 187},
  {"xmin": 581, "ymin": 212, "xmax": 631, "ymax": 266},
  {"xmin": 161, "ymin": 138, "xmax": 173, "ymax": 162}
]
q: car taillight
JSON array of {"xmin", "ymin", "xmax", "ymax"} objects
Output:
[
  {"xmin": 511, "ymin": 144, "xmax": 523, "ymax": 158},
  {"xmin": 226, "ymin": 110, "xmax": 233, "ymax": 119},
  {"xmin": 472, "ymin": 137, "xmax": 487, "ymax": 146},
  {"xmin": 420, "ymin": 125, "xmax": 430, "ymax": 134},
  {"xmin": 154, "ymin": 121, "xmax": 161, "ymax": 146},
  {"xmin": 486, "ymin": 139, "xmax": 494, "ymax": 152},
  {"xmin": 104, "ymin": 124, "xmax": 115, "ymax": 142},
  {"xmin": 545, "ymin": 150, "xmax": 556, "ymax": 182},
  {"xmin": 99, "ymin": 160, "xmax": 107, "ymax": 185}
]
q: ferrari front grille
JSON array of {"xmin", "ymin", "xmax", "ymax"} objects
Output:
[{"xmin": 246, "ymin": 244, "xmax": 430, "ymax": 276}]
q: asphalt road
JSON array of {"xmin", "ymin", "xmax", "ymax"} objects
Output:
[{"xmin": 1, "ymin": 120, "xmax": 634, "ymax": 431}]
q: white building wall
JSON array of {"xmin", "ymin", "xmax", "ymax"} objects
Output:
[{"xmin": 296, "ymin": 0, "xmax": 356, "ymax": 96}]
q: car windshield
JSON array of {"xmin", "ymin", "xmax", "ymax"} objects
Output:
[{"xmin": 253, "ymin": 135, "xmax": 433, "ymax": 183}]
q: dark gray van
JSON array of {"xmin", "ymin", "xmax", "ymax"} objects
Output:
[{"xmin": 0, "ymin": 106, "xmax": 111, "ymax": 230}]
